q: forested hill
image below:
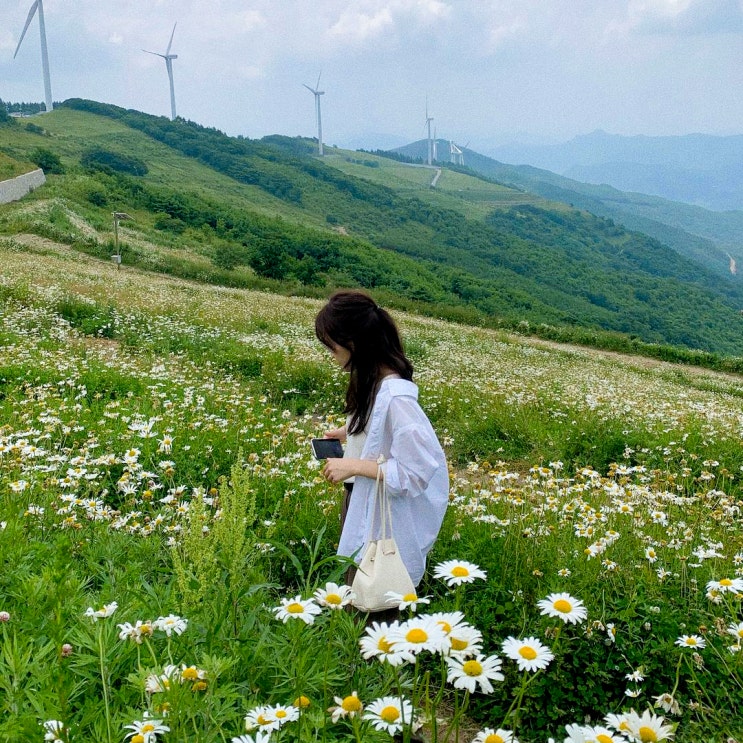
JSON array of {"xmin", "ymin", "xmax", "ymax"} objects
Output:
[{"xmin": 2, "ymin": 98, "xmax": 743, "ymax": 358}]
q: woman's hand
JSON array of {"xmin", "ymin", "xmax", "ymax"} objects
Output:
[
  {"xmin": 322, "ymin": 457, "xmax": 382, "ymax": 484},
  {"xmin": 324, "ymin": 426, "xmax": 347, "ymax": 442}
]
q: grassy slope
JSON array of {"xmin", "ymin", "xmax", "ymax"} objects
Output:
[{"xmin": 2, "ymin": 105, "xmax": 743, "ymax": 358}]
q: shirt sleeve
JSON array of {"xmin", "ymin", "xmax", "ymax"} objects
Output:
[{"xmin": 382, "ymin": 396, "xmax": 442, "ymax": 497}]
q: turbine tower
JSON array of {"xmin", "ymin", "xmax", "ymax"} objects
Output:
[
  {"xmin": 303, "ymin": 74, "xmax": 325, "ymax": 156},
  {"xmin": 450, "ymin": 141, "xmax": 464, "ymax": 166},
  {"xmin": 143, "ymin": 23, "xmax": 178, "ymax": 121},
  {"xmin": 14, "ymin": 0, "xmax": 53, "ymax": 113},
  {"xmin": 425, "ymin": 102, "xmax": 434, "ymax": 165}
]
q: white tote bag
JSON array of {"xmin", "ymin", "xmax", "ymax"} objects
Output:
[{"xmin": 351, "ymin": 458, "xmax": 415, "ymax": 612}]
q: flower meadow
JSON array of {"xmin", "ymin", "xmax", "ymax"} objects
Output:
[{"xmin": 1, "ymin": 237, "xmax": 743, "ymax": 742}]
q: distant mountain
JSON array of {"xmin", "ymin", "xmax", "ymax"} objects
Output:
[
  {"xmin": 392, "ymin": 139, "xmax": 743, "ymax": 281},
  {"xmin": 484, "ymin": 130, "xmax": 743, "ymax": 212}
]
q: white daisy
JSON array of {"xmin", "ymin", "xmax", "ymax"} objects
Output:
[
  {"xmin": 244, "ymin": 705, "xmax": 281, "ymax": 733},
  {"xmin": 706, "ymin": 577, "xmax": 743, "ymax": 594},
  {"xmin": 84, "ymin": 601, "xmax": 118, "ymax": 621},
  {"xmin": 387, "ymin": 615, "xmax": 450, "ymax": 659},
  {"xmin": 446, "ymin": 653, "xmax": 504, "ymax": 694},
  {"xmin": 537, "ymin": 593, "xmax": 588, "ymax": 625},
  {"xmin": 384, "ymin": 591, "xmax": 431, "ymax": 612},
  {"xmin": 433, "ymin": 559, "xmax": 487, "ymax": 586},
  {"xmin": 359, "ymin": 621, "xmax": 408, "ymax": 666},
  {"xmin": 472, "ymin": 728, "xmax": 518, "ymax": 743},
  {"xmin": 727, "ymin": 622, "xmax": 743, "ymax": 642},
  {"xmin": 231, "ymin": 733, "xmax": 272, "ymax": 743},
  {"xmin": 272, "ymin": 596, "xmax": 322, "ymax": 625},
  {"xmin": 675, "ymin": 634, "xmax": 706, "ymax": 649},
  {"xmin": 124, "ymin": 718, "xmax": 170, "ymax": 742},
  {"xmin": 314, "ymin": 582, "xmax": 355, "ymax": 610},
  {"xmin": 624, "ymin": 708, "xmax": 675, "ymax": 741},
  {"xmin": 328, "ymin": 691, "xmax": 364, "ymax": 723},
  {"xmin": 363, "ymin": 696, "xmax": 414, "ymax": 735},
  {"xmin": 501, "ymin": 636, "xmax": 554, "ymax": 672},
  {"xmin": 153, "ymin": 614, "xmax": 188, "ymax": 636}
]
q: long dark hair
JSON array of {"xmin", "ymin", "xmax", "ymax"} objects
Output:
[{"xmin": 315, "ymin": 290, "xmax": 413, "ymax": 434}]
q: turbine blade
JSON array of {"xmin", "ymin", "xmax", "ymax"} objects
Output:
[
  {"xmin": 166, "ymin": 22, "xmax": 177, "ymax": 55},
  {"xmin": 303, "ymin": 84, "xmax": 315, "ymax": 93},
  {"xmin": 143, "ymin": 49, "xmax": 166, "ymax": 58},
  {"xmin": 14, "ymin": 0, "xmax": 39, "ymax": 59},
  {"xmin": 316, "ymin": 71, "xmax": 322, "ymax": 90}
]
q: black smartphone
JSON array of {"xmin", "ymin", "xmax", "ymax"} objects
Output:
[{"xmin": 311, "ymin": 438, "xmax": 344, "ymax": 459}]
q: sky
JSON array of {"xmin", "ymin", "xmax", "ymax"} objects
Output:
[{"xmin": 2, "ymin": 0, "xmax": 743, "ymax": 151}]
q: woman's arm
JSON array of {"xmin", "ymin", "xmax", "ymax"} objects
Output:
[{"xmin": 322, "ymin": 457, "xmax": 379, "ymax": 484}]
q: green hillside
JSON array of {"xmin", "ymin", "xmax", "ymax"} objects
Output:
[
  {"xmin": 417, "ymin": 142, "xmax": 743, "ymax": 281},
  {"xmin": 2, "ymin": 99, "xmax": 743, "ymax": 358}
]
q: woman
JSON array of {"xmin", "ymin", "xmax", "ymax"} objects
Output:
[{"xmin": 315, "ymin": 290, "xmax": 449, "ymax": 595}]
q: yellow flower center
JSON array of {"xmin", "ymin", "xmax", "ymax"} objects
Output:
[
  {"xmin": 294, "ymin": 695, "xmax": 311, "ymax": 708},
  {"xmin": 638, "ymin": 727, "xmax": 658, "ymax": 742},
  {"xmin": 553, "ymin": 599, "xmax": 572, "ymax": 613},
  {"xmin": 192, "ymin": 681, "xmax": 208, "ymax": 691},
  {"xmin": 142, "ymin": 724, "xmax": 155, "ymax": 733},
  {"xmin": 377, "ymin": 637, "xmax": 393, "ymax": 653},
  {"xmin": 451, "ymin": 566, "xmax": 470, "ymax": 577},
  {"xmin": 597, "ymin": 735, "xmax": 614, "ymax": 743},
  {"xmin": 380, "ymin": 706, "xmax": 400, "ymax": 723},
  {"xmin": 484, "ymin": 735, "xmax": 504, "ymax": 743},
  {"xmin": 257, "ymin": 715, "xmax": 271, "ymax": 726},
  {"xmin": 685, "ymin": 638, "xmax": 697, "ymax": 646},
  {"xmin": 342, "ymin": 695, "xmax": 362, "ymax": 712},
  {"xmin": 518, "ymin": 646, "xmax": 538, "ymax": 660},
  {"xmin": 720, "ymin": 578, "xmax": 732, "ymax": 586},
  {"xmin": 406, "ymin": 628, "xmax": 428, "ymax": 644},
  {"xmin": 325, "ymin": 593, "xmax": 342, "ymax": 605},
  {"xmin": 403, "ymin": 593, "xmax": 418, "ymax": 602},
  {"xmin": 276, "ymin": 710, "xmax": 287, "ymax": 719},
  {"xmin": 450, "ymin": 637, "xmax": 468, "ymax": 651},
  {"xmin": 462, "ymin": 660, "xmax": 483, "ymax": 677},
  {"xmin": 287, "ymin": 602, "xmax": 305, "ymax": 614},
  {"xmin": 182, "ymin": 667, "xmax": 199, "ymax": 680},
  {"xmin": 132, "ymin": 736, "xmax": 145, "ymax": 743}
]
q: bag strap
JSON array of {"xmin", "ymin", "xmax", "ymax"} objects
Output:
[{"xmin": 366, "ymin": 455, "xmax": 393, "ymax": 543}]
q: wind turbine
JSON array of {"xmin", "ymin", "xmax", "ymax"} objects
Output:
[
  {"xmin": 303, "ymin": 74, "xmax": 325, "ymax": 156},
  {"xmin": 14, "ymin": 0, "xmax": 53, "ymax": 113},
  {"xmin": 425, "ymin": 102, "xmax": 434, "ymax": 165},
  {"xmin": 450, "ymin": 141, "xmax": 464, "ymax": 166},
  {"xmin": 143, "ymin": 23, "xmax": 178, "ymax": 121}
]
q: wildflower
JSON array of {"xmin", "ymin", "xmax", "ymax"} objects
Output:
[
  {"xmin": 385, "ymin": 590, "xmax": 431, "ymax": 612},
  {"xmin": 558, "ymin": 568, "xmax": 572, "ymax": 577},
  {"xmin": 564, "ymin": 723, "xmax": 625, "ymax": 742},
  {"xmin": 314, "ymin": 582, "xmax": 355, "ymax": 610},
  {"xmin": 675, "ymin": 634, "xmax": 706, "ymax": 649},
  {"xmin": 294, "ymin": 695, "xmax": 311, "ymax": 709},
  {"xmin": 626, "ymin": 668, "xmax": 645, "ymax": 683},
  {"xmin": 624, "ymin": 708, "xmax": 675, "ymax": 741},
  {"xmin": 0, "ymin": 611, "xmax": 10, "ymax": 622},
  {"xmin": 145, "ymin": 667, "xmax": 177, "ymax": 694},
  {"xmin": 272, "ymin": 595, "xmax": 322, "ymax": 625},
  {"xmin": 42, "ymin": 720, "xmax": 65, "ymax": 742},
  {"xmin": 606, "ymin": 623, "xmax": 617, "ymax": 643},
  {"xmin": 447, "ymin": 622, "xmax": 484, "ymax": 658},
  {"xmin": 387, "ymin": 615, "xmax": 449, "ymax": 658},
  {"xmin": 446, "ymin": 653, "xmax": 504, "ymax": 693},
  {"xmin": 328, "ymin": 691, "xmax": 363, "ymax": 723},
  {"xmin": 433, "ymin": 559, "xmax": 487, "ymax": 586},
  {"xmin": 706, "ymin": 577, "xmax": 743, "ymax": 595},
  {"xmin": 60, "ymin": 643, "xmax": 73, "ymax": 657},
  {"xmin": 231, "ymin": 733, "xmax": 272, "ymax": 743},
  {"xmin": 653, "ymin": 693, "xmax": 681, "ymax": 715},
  {"xmin": 118, "ymin": 620, "xmax": 154, "ymax": 643},
  {"xmin": 363, "ymin": 696, "xmax": 414, "ymax": 735},
  {"xmin": 604, "ymin": 712, "xmax": 633, "ymax": 736},
  {"xmin": 625, "ymin": 687, "xmax": 642, "ymax": 698},
  {"xmin": 244, "ymin": 705, "xmax": 281, "ymax": 733},
  {"xmin": 359, "ymin": 620, "xmax": 407, "ymax": 666},
  {"xmin": 266, "ymin": 703, "xmax": 299, "ymax": 726},
  {"xmin": 537, "ymin": 592, "xmax": 588, "ymax": 625},
  {"xmin": 727, "ymin": 622, "xmax": 743, "ymax": 642},
  {"xmin": 124, "ymin": 717, "xmax": 170, "ymax": 743},
  {"xmin": 153, "ymin": 614, "xmax": 188, "ymax": 636},
  {"xmin": 84, "ymin": 601, "xmax": 118, "ymax": 621},
  {"xmin": 472, "ymin": 728, "xmax": 518, "ymax": 743},
  {"xmin": 501, "ymin": 636, "xmax": 554, "ymax": 672},
  {"xmin": 644, "ymin": 547, "xmax": 658, "ymax": 563}
]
